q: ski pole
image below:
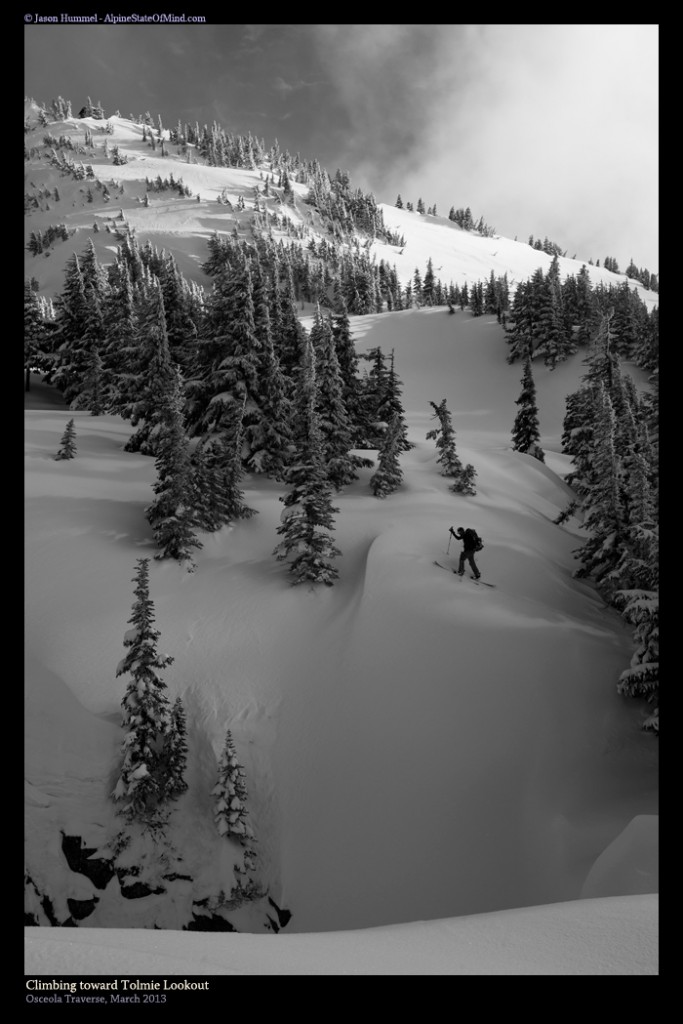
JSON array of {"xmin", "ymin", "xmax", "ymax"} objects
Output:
[{"xmin": 446, "ymin": 530, "xmax": 452, "ymax": 555}]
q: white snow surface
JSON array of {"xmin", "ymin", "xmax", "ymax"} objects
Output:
[
  {"xmin": 25, "ymin": 894, "xmax": 657, "ymax": 975},
  {"xmin": 25, "ymin": 115, "xmax": 658, "ymax": 974}
]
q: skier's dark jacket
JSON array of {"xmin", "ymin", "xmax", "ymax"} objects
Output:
[{"xmin": 451, "ymin": 526, "xmax": 480, "ymax": 552}]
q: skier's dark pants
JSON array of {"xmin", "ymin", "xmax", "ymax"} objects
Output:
[{"xmin": 458, "ymin": 549, "xmax": 479, "ymax": 576}]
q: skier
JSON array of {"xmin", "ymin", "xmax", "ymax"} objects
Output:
[{"xmin": 449, "ymin": 526, "xmax": 481, "ymax": 579}]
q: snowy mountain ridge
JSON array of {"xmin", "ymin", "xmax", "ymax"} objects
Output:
[{"xmin": 24, "ymin": 108, "xmax": 658, "ymax": 310}]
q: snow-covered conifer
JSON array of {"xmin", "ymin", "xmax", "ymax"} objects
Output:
[
  {"xmin": 311, "ymin": 306, "xmax": 361, "ymax": 489},
  {"xmin": 160, "ymin": 697, "xmax": 189, "ymax": 800},
  {"xmin": 331, "ymin": 296, "xmax": 368, "ymax": 449},
  {"xmin": 102, "ymin": 261, "xmax": 137, "ymax": 415},
  {"xmin": 379, "ymin": 350, "xmax": 412, "ymax": 452},
  {"xmin": 614, "ymin": 590, "xmax": 659, "ymax": 733},
  {"xmin": 370, "ymin": 413, "xmax": 404, "ymax": 497},
  {"xmin": 449, "ymin": 463, "xmax": 478, "ymax": 495},
  {"xmin": 220, "ymin": 397, "xmax": 258, "ymax": 523},
  {"xmin": 24, "ymin": 280, "xmax": 46, "ymax": 391},
  {"xmin": 574, "ymin": 383, "xmax": 624, "ymax": 585},
  {"xmin": 426, "ymin": 399, "xmax": 465, "ymax": 476},
  {"xmin": 55, "ymin": 418, "xmax": 77, "ymax": 460},
  {"xmin": 145, "ymin": 366, "xmax": 202, "ymax": 567},
  {"xmin": 124, "ymin": 284, "xmax": 178, "ymax": 455},
  {"xmin": 425, "ymin": 398, "xmax": 476, "ymax": 492},
  {"xmin": 79, "ymin": 342, "xmax": 106, "ymax": 416},
  {"xmin": 212, "ymin": 730, "xmax": 254, "ymax": 843},
  {"xmin": 112, "ymin": 559, "xmax": 173, "ymax": 818},
  {"xmin": 185, "ymin": 251, "xmax": 263, "ymax": 465},
  {"xmin": 51, "ymin": 253, "xmax": 90, "ymax": 402},
  {"xmin": 247, "ymin": 262, "xmax": 292, "ymax": 478},
  {"xmin": 511, "ymin": 356, "xmax": 545, "ymax": 461},
  {"xmin": 274, "ymin": 331, "xmax": 341, "ymax": 585}
]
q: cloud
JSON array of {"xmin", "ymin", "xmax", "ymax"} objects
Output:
[
  {"xmin": 272, "ymin": 75, "xmax": 321, "ymax": 95},
  {"xmin": 273, "ymin": 76, "xmax": 295, "ymax": 94},
  {"xmin": 308, "ymin": 24, "xmax": 658, "ymax": 269}
]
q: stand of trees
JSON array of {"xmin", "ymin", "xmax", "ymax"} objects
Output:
[{"xmin": 556, "ymin": 314, "xmax": 659, "ymax": 732}]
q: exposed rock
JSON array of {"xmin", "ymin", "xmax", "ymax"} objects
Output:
[
  {"xmin": 268, "ymin": 896, "xmax": 292, "ymax": 929},
  {"xmin": 60, "ymin": 833, "xmax": 115, "ymax": 889},
  {"xmin": 185, "ymin": 912, "xmax": 236, "ymax": 932},
  {"xmin": 67, "ymin": 896, "xmax": 99, "ymax": 920}
]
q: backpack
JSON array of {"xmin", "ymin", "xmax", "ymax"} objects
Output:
[{"xmin": 464, "ymin": 528, "xmax": 484, "ymax": 552}]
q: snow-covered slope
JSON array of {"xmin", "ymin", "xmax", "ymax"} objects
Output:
[
  {"xmin": 24, "ymin": 113, "xmax": 658, "ymax": 309},
  {"xmin": 25, "ymin": 110, "xmax": 658, "ymax": 973},
  {"xmin": 25, "ymin": 309, "xmax": 658, "ymax": 936},
  {"xmin": 25, "ymin": 892, "xmax": 658, "ymax": 975}
]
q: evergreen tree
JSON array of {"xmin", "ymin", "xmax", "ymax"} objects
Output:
[
  {"xmin": 311, "ymin": 307, "xmax": 360, "ymax": 489},
  {"xmin": 412, "ymin": 268, "xmax": 422, "ymax": 305},
  {"xmin": 377, "ymin": 350, "xmax": 413, "ymax": 452},
  {"xmin": 189, "ymin": 441, "xmax": 222, "ymax": 532},
  {"xmin": 51, "ymin": 253, "xmax": 90, "ymax": 401},
  {"xmin": 511, "ymin": 356, "xmax": 545, "ymax": 461},
  {"xmin": 55, "ymin": 418, "xmax": 77, "ymax": 460},
  {"xmin": 24, "ymin": 280, "xmax": 46, "ymax": 391},
  {"xmin": 469, "ymin": 281, "xmax": 484, "ymax": 316},
  {"xmin": 212, "ymin": 730, "xmax": 255, "ymax": 842},
  {"xmin": 219, "ymin": 397, "xmax": 259, "ymax": 523},
  {"xmin": 614, "ymin": 590, "xmax": 659, "ymax": 733},
  {"xmin": 271, "ymin": 267, "xmax": 307, "ymax": 381},
  {"xmin": 504, "ymin": 272, "xmax": 538, "ymax": 363},
  {"xmin": 534, "ymin": 257, "xmax": 574, "ymax": 369},
  {"xmin": 370, "ymin": 412, "xmax": 403, "ymax": 497},
  {"xmin": 484, "ymin": 270, "xmax": 498, "ymax": 314},
  {"xmin": 395, "ymin": 194, "xmax": 404, "ymax": 209},
  {"xmin": 426, "ymin": 399, "xmax": 466, "ymax": 476},
  {"xmin": 635, "ymin": 306, "xmax": 659, "ymax": 372},
  {"xmin": 80, "ymin": 237, "xmax": 109, "ymax": 299},
  {"xmin": 51, "ymin": 241, "xmax": 110, "ymax": 409},
  {"xmin": 185, "ymin": 252, "xmax": 263, "ymax": 465},
  {"xmin": 160, "ymin": 696, "xmax": 189, "ymax": 800},
  {"xmin": 102, "ymin": 262, "xmax": 137, "ymax": 415},
  {"xmin": 449, "ymin": 462, "xmax": 477, "ymax": 495},
  {"xmin": 574, "ymin": 383, "xmax": 625, "ymax": 584},
  {"xmin": 145, "ymin": 366, "xmax": 202, "ymax": 567},
  {"xmin": 331, "ymin": 296, "xmax": 365, "ymax": 445},
  {"xmin": 124, "ymin": 285, "xmax": 178, "ymax": 455},
  {"xmin": 574, "ymin": 264, "xmax": 596, "ymax": 349},
  {"xmin": 608, "ymin": 438, "xmax": 657, "ymax": 593},
  {"xmin": 159, "ymin": 253, "xmax": 199, "ymax": 368},
  {"xmin": 274, "ymin": 331, "xmax": 341, "ymax": 585},
  {"xmin": 112, "ymin": 559, "xmax": 174, "ymax": 819},
  {"xmin": 422, "ymin": 258, "xmax": 436, "ymax": 305},
  {"xmin": 425, "ymin": 398, "xmax": 477, "ymax": 490},
  {"xmin": 247, "ymin": 262, "xmax": 292, "ymax": 478},
  {"xmin": 359, "ymin": 346, "xmax": 388, "ymax": 446},
  {"xmin": 79, "ymin": 341, "xmax": 106, "ymax": 415}
]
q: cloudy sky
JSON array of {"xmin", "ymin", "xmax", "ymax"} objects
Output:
[{"xmin": 25, "ymin": 23, "xmax": 658, "ymax": 271}]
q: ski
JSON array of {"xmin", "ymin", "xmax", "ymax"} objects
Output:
[{"xmin": 433, "ymin": 561, "xmax": 496, "ymax": 587}]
